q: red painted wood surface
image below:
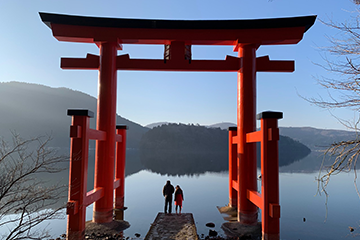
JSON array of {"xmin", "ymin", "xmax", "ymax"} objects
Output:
[
  {"xmin": 67, "ymin": 110, "xmax": 127, "ymax": 238},
  {"xmin": 260, "ymin": 116, "xmax": 281, "ymax": 240},
  {"xmin": 41, "ymin": 12, "xmax": 316, "ymax": 240},
  {"xmin": 93, "ymin": 42, "xmax": 118, "ymax": 223},
  {"xmin": 236, "ymin": 44, "xmax": 258, "ymax": 225},
  {"xmin": 114, "ymin": 126, "xmax": 127, "ymax": 218},
  {"xmin": 228, "ymin": 127, "xmax": 237, "ymax": 208},
  {"xmin": 67, "ymin": 113, "xmax": 90, "ymax": 240}
]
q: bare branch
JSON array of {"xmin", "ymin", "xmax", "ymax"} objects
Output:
[
  {"xmin": 0, "ymin": 134, "xmax": 67, "ymax": 240},
  {"xmin": 308, "ymin": 2, "xmax": 360, "ymax": 212}
]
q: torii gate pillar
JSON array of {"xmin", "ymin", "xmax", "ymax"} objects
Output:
[
  {"xmin": 236, "ymin": 44, "xmax": 258, "ymax": 224},
  {"xmin": 93, "ymin": 41, "xmax": 118, "ymax": 223}
]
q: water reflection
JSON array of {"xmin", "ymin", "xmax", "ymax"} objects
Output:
[
  {"xmin": 105, "ymin": 170, "xmax": 360, "ymax": 240},
  {"xmin": 280, "ymin": 151, "xmax": 326, "ymax": 173},
  {"xmin": 140, "ymin": 151, "xmax": 227, "ymax": 176},
  {"xmin": 140, "ymin": 144, "xmax": 312, "ymax": 176},
  {"xmin": 280, "ymin": 172, "xmax": 360, "ymax": 240},
  {"xmin": 2, "ymin": 169, "xmax": 360, "ymax": 240},
  {"xmin": 2, "ymin": 150, "xmax": 360, "ymax": 240},
  {"xmin": 122, "ymin": 170, "xmax": 229, "ymax": 238}
]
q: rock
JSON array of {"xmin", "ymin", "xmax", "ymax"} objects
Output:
[
  {"xmin": 209, "ymin": 230, "xmax": 217, "ymax": 237},
  {"xmin": 239, "ymin": 234, "xmax": 252, "ymax": 240},
  {"xmin": 113, "ymin": 233, "xmax": 121, "ymax": 239},
  {"xmin": 206, "ymin": 222, "xmax": 215, "ymax": 228},
  {"xmin": 135, "ymin": 233, "xmax": 141, "ymax": 237}
]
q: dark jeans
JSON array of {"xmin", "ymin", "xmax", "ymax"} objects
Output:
[{"xmin": 164, "ymin": 196, "xmax": 172, "ymax": 214}]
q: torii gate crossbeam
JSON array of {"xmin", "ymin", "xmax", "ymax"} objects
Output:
[{"xmin": 40, "ymin": 12, "xmax": 316, "ymax": 240}]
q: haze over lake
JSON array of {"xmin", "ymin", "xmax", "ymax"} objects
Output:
[{"xmin": 0, "ymin": 82, "xmax": 359, "ymax": 239}]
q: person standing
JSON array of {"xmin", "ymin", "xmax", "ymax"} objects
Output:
[
  {"xmin": 163, "ymin": 180, "xmax": 174, "ymax": 214},
  {"xmin": 174, "ymin": 185, "xmax": 184, "ymax": 214}
]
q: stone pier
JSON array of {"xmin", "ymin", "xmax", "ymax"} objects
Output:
[{"xmin": 145, "ymin": 213, "xmax": 198, "ymax": 240}]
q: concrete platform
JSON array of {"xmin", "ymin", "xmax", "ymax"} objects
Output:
[
  {"xmin": 217, "ymin": 206, "xmax": 261, "ymax": 240},
  {"xmin": 221, "ymin": 222, "xmax": 261, "ymax": 240},
  {"xmin": 145, "ymin": 213, "xmax": 198, "ymax": 240},
  {"xmin": 217, "ymin": 206, "xmax": 237, "ymax": 221}
]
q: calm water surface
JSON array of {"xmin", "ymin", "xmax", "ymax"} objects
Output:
[
  {"xmin": 124, "ymin": 170, "xmax": 360, "ymax": 240},
  {"xmin": 42, "ymin": 169, "xmax": 360, "ymax": 240},
  {"xmin": 0, "ymin": 139, "xmax": 356, "ymax": 239}
]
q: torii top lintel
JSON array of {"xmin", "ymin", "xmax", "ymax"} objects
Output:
[{"xmin": 40, "ymin": 12, "xmax": 316, "ymax": 47}]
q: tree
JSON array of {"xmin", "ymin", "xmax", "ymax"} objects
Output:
[
  {"xmin": 308, "ymin": 3, "xmax": 360, "ymax": 193},
  {"xmin": 0, "ymin": 133, "xmax": 67, "ymax": 240}
]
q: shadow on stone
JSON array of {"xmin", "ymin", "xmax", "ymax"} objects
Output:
[{"xmin": 85, "ymin": 220, "xmax": 130, "ymax": 237}]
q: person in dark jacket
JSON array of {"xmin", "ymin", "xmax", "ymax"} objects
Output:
[
  {"xmin": 163, "ymin": 180, "xmax": 175, "ymax": 214},
  {"xmin": 174, "ymin": 185, "xmax": 184, "ymax": 214}
]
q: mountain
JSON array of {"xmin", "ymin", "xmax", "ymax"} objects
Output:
[
  {"xmin": 0, "ymin": 81, "xmax": 149, "ymax": 206},
  {"xmin": 147, "ymin": 122, "xmax": 237, "ymax": 130},
  {"xmin": 145, "ymin": 122, "xmax": 170, "ymax": 129},
  {"xmin": 139, "ymin": 123, "xmax": 311, "ymax": 175},
  {"xmin": 0, "ymin": 82, "xmax": 353, "ymax": 177},
  {"xmin": 208, "ymin": 122, "xmax": 236, "ymax": 129},
  {"xmin": 279, "ymin": 127, "xmax": 356, "ymax": 150},
  {"xmin": 205, "ymin": 121, "xmax": 357, "ymax": 151},
  {"xmin": 0, "ymin": 81, "xmax": 149, "ymax": 149}
]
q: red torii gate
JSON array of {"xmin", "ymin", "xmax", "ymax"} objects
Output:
[{"xmin": 40, "ymin": 12, "xmax": 315, "ymax": 240}]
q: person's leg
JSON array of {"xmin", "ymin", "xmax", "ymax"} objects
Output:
[
  {"xmin": 164, "ymin": 198, "xmax": 168, "ymax": 214},
  {"xmin": 169, "ymin": 197, "xmax": 172, "ymax": 214}
]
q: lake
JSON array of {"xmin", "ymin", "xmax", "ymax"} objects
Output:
[
  {"xmin": 123, "ymin": 170, "xmax": 360, "ymax": 240},
  {"xmin": 41, "ymin": 167, "xmax": 360, "ymax": 240},
  {"xmin": 2, "ymin": 150, "xmax": 360, "ymax": 240}
]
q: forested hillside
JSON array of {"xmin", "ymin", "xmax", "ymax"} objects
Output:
[
  {"xmin": 279, "ymin": 127, "xmax": 356, "ymax": 150},
  {"xmin": 0, "ymin": 82, "xmax": 320, "ymax": 176},
  {"xmin": 0, "ymin": 81, "xmax": 148, "ymax": 149},
  {"xmin": 140, "ymin": 123, "xmax": 311, "ymax": 175}
]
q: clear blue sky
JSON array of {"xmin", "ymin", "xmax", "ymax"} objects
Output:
[{"xmin": 0, "ymin": 0, "xmax": 358, "ymax": 130}]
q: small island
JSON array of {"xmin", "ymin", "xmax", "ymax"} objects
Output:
[{"xmin": 140, "ymin": 123, "xmax": 311, "ymax": 175}]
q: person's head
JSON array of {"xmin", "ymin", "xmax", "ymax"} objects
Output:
[
  {"xmin": 176, "ymin": 185, "xmax": 180, "ymax": 189},
  {"xmin": 167, "ymin": 180, "xmax": 171, "ymax": 184}
]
